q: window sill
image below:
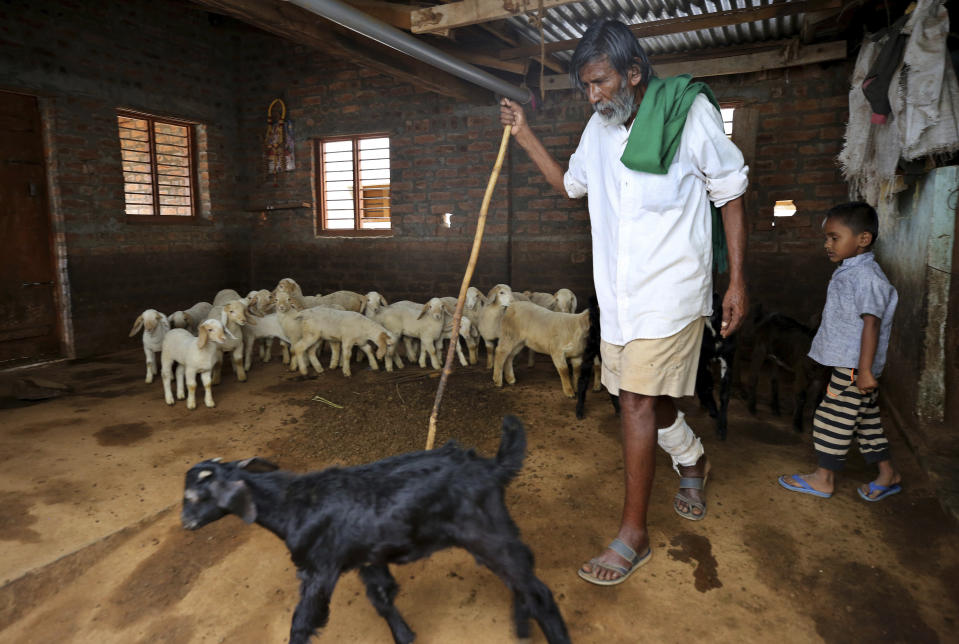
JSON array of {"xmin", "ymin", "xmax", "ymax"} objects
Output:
[
  {"xmin": 125, "ymin": 215, "xmax": 211, "ymax": 225},
  {"xmin": 315, "ymin": 229, "xmax": 393, "ymax": 238}
]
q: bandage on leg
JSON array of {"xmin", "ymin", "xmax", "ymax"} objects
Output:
[{"xmin": 657, "ymin": 411, "xmax": 704, "ymax": 474}]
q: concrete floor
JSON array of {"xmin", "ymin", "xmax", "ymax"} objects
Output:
[{"xmin": 1, "ymin": 348, "xmax": 957, "ymax": 643}]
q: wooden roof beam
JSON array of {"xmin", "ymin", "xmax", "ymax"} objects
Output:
[
  {"xmin": 541, "ymin": 39, "xmax": 848, "ymax": 88},
  {"xmin": 499, "ymin": 0, "xmax": 841, "ymax": 59},
  {"xmin": 411, "ymin": 0, "xmax": 583, "ymax": 34}
]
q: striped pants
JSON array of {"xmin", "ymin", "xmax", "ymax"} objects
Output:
[{"xmin": 812, "ymin": 367, "xmax": 890, "ymax": 471}]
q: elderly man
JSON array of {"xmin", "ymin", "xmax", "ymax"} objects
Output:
[{"xmin": 500, "ymin": 19, "xmax": 748, "ymax": 585}]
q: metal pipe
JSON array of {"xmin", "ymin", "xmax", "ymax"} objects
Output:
[{"xmin": 282, "ymin": 0, "xmax": 533, "ymax": 104}]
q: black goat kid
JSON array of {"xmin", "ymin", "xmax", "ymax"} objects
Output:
[
  {"xmin": 181, "ymin": 416, "xmax": 570, "ymax": 644},
  {"xmin": 695, "ymin": 292, "xmax": 737, "ymax": 440},
  {"xmin": 577, "ymin": 293, "xmax": 736, "ymax": 441}
]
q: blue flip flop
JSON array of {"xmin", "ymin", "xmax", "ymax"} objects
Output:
[
  {"xmin": 858, "ymin": 481, "xmax": 902, "ymax": 502},
  {"xmin": 778, "ymin": 474, "xmax": 832, "ymax": 498}
]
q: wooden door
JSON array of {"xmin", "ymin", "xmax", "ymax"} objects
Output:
[{"xmin": 0, "ymin": 91, "xmax": 60, "ymax": 365}]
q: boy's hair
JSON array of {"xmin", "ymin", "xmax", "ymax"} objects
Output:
[
  {"xmin": 570, "ymin": 20, "xmax": 655, "ymax": 93},
  {"xmin": 826, "ymin": 201, "xmax": 879, "ymax": 247}
]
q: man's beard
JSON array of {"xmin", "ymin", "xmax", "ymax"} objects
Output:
[{"xmin": 593, "ymin": 79, "xmax": 636, "ymax": 126}]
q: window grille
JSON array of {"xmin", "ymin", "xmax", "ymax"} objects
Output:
[
  {"xmin": 117, "ymin": 111, "xmax": 197, "ymax": 219},
  {"xmin": 316, "ymin": 135, "xmax": 391, "ymax": 233}
]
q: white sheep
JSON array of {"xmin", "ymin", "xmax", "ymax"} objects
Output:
[
  {"xmin": 364, "ymin": 295, "xmax": 448, "ymax": 370},
  {"xmin": 313, "ymin": 290, "xmax": 367, "ymax": 312},
  {"xmin": 439, "ymin": 294, "xmax": 483, "ymax": 365},
  {"xmin": 160, "ymin": 318, "xmax": 231, "ymax": 409},
  {"xmin": 205, "ymin": 299, "xmax": 254, "ymax": 383},
  {"xmin": 241, "ymin": 313, "xmax": 291, "ymax": 371},
  {"xmin": 274, "ymin": 291, "xmax": 343, "ymax": 372},
  {"xmin": 212, "ymin": 288, "xmax": 244, "ymax": 306},
  {"xmin": 476, "ymin": 284, "xmax": 516, "ymax": 369},
  {"xmin": 245, "ymin": 289, "xmax": 275, "ymax": 316},
  {"xmin": 169, "ymin": 301, "xmax": 213, "ymax": 334},
  {"xmin": 292, "ymin": 307, "xmax": 397, "ymax": 377},
  {"xmin": 493, "ymin": 301, "xmax": 591, "ymax": 398},
  {"xmin": 129, "ymin": 309, "xmax": 170, "ymax": 384},
  {"xmin": 521, "ymin": 288, "xmax": 579, "ymax": 366},
  {"xmin": 524, "ymin": 288, "xmax": 578, "ymax": 314}
]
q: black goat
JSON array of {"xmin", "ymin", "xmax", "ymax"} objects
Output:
[
  {"xmin": 180, "ymin": 416, "xmax": 570, "ymax": 644},
  {"xmin": 746, "ymin": 312, "xmax": 826, "ymax": 432},
  {"xmin": 576, "ymin": 294, "xmax": 736, "ymax": 442},
  {"xmin": 695, "ymin": 292, "xmax": 737, "ymax": 440},
  {"xmin": 575, "ymin": 296, "xmax": 617, "ymax": 418}
]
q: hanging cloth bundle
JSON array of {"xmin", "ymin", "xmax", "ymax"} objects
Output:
[{"xmin": 265, "ymin": 98, "xmax": 295, "ymax": 185}]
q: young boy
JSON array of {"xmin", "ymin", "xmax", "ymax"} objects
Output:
[{"xmin": 778, "ymin": 201, "xmax": 901, "ymax": 502}]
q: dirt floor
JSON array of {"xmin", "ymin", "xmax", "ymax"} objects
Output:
[{"xmin": 1, "ymin": 347, "xmax": 957, "ymax": 643}]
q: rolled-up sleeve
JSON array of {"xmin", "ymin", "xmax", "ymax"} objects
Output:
[
  {"xmin": 855, "ymin": 275, "xmax": 894, "ymax": 320},
  {"xmin": 563, "ymin": 129, "xmax": 589, "ymax": 199},
  {"xmin": 687, "ymin": 95, "xmax": 748, "ymax": 208}
]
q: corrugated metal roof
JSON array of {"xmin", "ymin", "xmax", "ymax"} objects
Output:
[{"xmin": 505, "ymin": 0, "xmax": 806, "ymax": 63}]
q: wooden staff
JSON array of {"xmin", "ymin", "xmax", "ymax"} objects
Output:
[{"xmin": 426, "ymin": 124, "xmax": 512, "ymax": 450}]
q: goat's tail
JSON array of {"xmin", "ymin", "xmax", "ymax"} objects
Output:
[
  {"xmin": 495, "ymin": 415, "xmax": 527, "ymax": 484},
  {"xmin": 575, "ymin": 295, "xmax": 601, "ymax": 419}
]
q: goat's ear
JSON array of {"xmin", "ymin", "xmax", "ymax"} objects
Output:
[
  {"xmin": 183, "ymin": 313, "xmax": 193, "ymax": 327},
  {"xmin": 129, "ymin": 315, "xmax": 144, "ymax": 337},
  {"xmin": 571, "ymin": 295, "xmax": 578, "ymax": 313},
  {"xmin": 224, "ymin": 326, "xmax": 238, "ymax": 341},
  {"xmin": 197, "ymin": 324, "xmax": 209, "ymax": 349},
  {"xmin": 237, "ymin": 457, "xmax": 280, "ymax": 473},
  {"xmin": 417, "ymin": 303, "xmax": 429, "ymax": 320},
  {"xmin": 215, "ymin": 480, "xmax": 257, "ymax": 523},
  {"xmin": 220, "ymin": 309, "xmax": 229, "ymax": 327}
]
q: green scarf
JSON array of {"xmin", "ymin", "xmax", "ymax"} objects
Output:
[{"xmin": 620, "ymin": 75, "xmax": 728, "ymax": 273}]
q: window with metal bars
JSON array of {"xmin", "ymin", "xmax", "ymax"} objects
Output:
[
  {"xmin": 117, "ymin": 111, "xmax": 197, "ymax": 220},
  {"xmin": 315, "ymin": 134, "xmax": 391, "ymax": 234}
]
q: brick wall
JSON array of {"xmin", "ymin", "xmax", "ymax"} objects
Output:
[
  {"xmin": 709, "ymin": 63, "xmax": 855, "ymax": 326},
  {"xmin": 241, "ymin": 42, "xmax": 852, "ymax": 325},
  {"xmin": 0, "ymin": 0, "xmax": 250, "ymax": 356},
  {"xmin": 1, "ymin": 0, "xmax": 856, "ymax": 358}
]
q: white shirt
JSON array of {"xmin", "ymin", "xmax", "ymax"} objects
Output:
[{"xmin": 564, "ymin": 93, "xmax": 749, "ymax": 344}]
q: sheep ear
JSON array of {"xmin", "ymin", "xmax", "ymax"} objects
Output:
[
  {"xmin": 237, "ymin": 457, "xmax": 280, "ymax": 473},
  {"xmin": 214, "ymin": 480, "xmax": 257, "ymax": 523},
  {"xmin": 129, "ymin": 315, "xmax": 144, "ymax": 337},
  {"xmin": 376, "ymin": 332, "xmax": 387, "ymax": 359},
  {"xmin": 197, "ymin": 325, "xmax": 209, "ymax": 349}
]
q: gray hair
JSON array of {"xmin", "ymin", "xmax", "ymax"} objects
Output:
[{"xmin": 569, "ymin": 20, "xmax": 655, "ymax": 93}]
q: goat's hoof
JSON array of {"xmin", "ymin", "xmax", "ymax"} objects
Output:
[
  {"xmin": 145, "ymin": 376, "xmax": 153, "ymax": 384},
  {"xmin": 205, "ymin": 401, "xmax": 215, "ymax": 408},
  {"xmin": 165, "ymin": 398, "xmax": 175, "ymax": 406},
  {"xmin": 187, "ymin": 403, "xmax": 197, "ymax": 410}
]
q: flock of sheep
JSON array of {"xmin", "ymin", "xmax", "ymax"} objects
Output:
[{"xmin": 129, "ymin": 278, "xmax": 599, "ymax": 410}]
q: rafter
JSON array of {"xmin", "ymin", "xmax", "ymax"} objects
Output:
[
  {"xmin": 499, "ymin": 0, "xmax": 841, "ymax": 59},
  {"xmin": 541, "ymin": 40, "xmax": 847, "ymax": 87},
  {"xmin": 411, "ymin": 0, "xmax": 583, "ymax": 34},
  {"xmin": 191, "ymin": 0, "xmax": 488, "ymax": 101}
]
